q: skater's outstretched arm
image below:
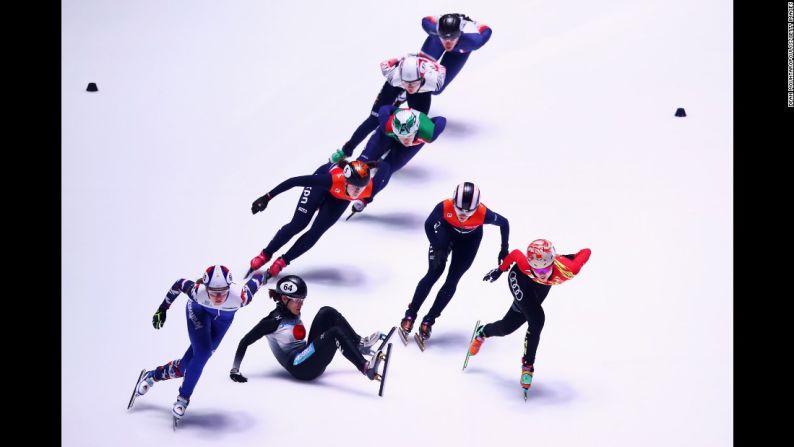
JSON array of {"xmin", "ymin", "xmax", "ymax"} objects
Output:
[
  {"xmin": 230, "ymin": 311, "xmax": 282, "ymax": 382},
  {"xmin": 251, "ymin": 174, "xmax": 333, "ymax": 214},
  {"xmin": 556, "ymin": 249, "xmax": 592, "ymax": 276},
  {"xmin": 484, "ymin": 208, "xmax": 510, "ymax": 263},
  {"xmin": 239, "ymin": 272, "xmax": 268, "ymax": 307},
  {"xmin": 152, "ymin": 278, "xmax": 197, "ymax": 329}
]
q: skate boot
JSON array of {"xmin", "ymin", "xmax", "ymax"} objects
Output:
[
  {"xmin": 364, "ymin": 351, "xmax": 385, "ymax": 381},
  {"xmin": 358, "ymin": 331, "xmax": 384, "ymax": 356},
  {"xmin": 250, "ymin": 250, "xmax": 270, "ymax": 271},
  {"xmin": 398, "ymin": 314, "xmax": 415, "ymax": 345},
  {"xmin": 413, "ymin": 320, "xmax": 433, "ymax": 351},
  {"xmin": 521, "ymin": 364, "xmax": 534, "ymax": 400},
  {"xmin": 137, "ymin": 370, "xmax": 155, "ymax": 396},
  {"xmin": 267, "ymin": 257, "xmax": 288, "ymax": 278},
  {"xmin": 468, "ymin": 325, "xmax": 486, "ymax": 356},
  {"xmin": 128, "ymin": 369, "xmax": 155, "ymax": 410},
  {"xmin": 418, "ymin": 321, "xmax": 432, "ymax": 340},
  {"xmin": 172, "ymin": 395, "xmax": 190, "ymax": 420}
]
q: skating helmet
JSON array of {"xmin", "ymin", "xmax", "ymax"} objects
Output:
[
  {"xmin": 391, "ymin": 108, "xmax": 421, "ymax": 141},
  {"xmin": 526, "ymin": 239, "xmax": 556, "ymax": 269},
  {"xmin": 202, "ymin": 265, "xmax": 232, "ymax": 291},
  {"xmin": 270, "ymin": 275, "xmax": 308, "ymax": 300},
  {"xmin": 399, "ymin": 55, "xmax": 422, "ymax": 83},
  {"xmin": 452, "ymin": 182, "xmax": 481, "ymax": 212},
  {"xmin": 343, "ymin": 160, "xmax": 371, "ymax": 187},
  {"xmin": 438, "ymin": 14, "xmax": 463, "ymax": 39}
]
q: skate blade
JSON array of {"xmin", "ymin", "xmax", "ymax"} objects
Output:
[
  {"xmin": 378, "ymin": 343, "xmax": 392, "ymax": 397},
  {"xmin": 377, "ymin": 327, "xmax": 397, "ymax": 351},
  {"xmin": 127, "ymin": 369, "xmax": 147, "ymax": 410},
  {"xmin": 397, "ymin": 328, "xmax": 410, "ymax": 345},
  {"xmin": 462, "ymin": 320, "xmax": 480, "ymax": 371},
  {"xmin": 413, "ymin": 332, "xmax": 426, "ymax": 352}
]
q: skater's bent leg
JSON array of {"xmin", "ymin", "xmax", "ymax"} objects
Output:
[
  {"xmin": 406, "ymin": 245, "xmax": 446, "ymax": 316},
  {"xmin": 424, "ymin": 234, "xmax": 481, "ymax": 324},
  {"xmin": 482, "ymin": 303, "xmax": 525, "ymax": 338},
  {"xmin": 281, "ymin": 200, "xmax": 347, "ymax": 263},
  {"xmin": 177, "ymin": 302, "xmax": 215, "ymax": 399},
  {"xmin": 433, "ymin": 52, "xmax": 470, "ymax": 95},
  {"xmin": 308, "ymin": 306, "xmax": 361, "ymax": 344},
  {"xmin": 263, "ymin": 187, "xmax": 324, "ymax": 257},
  {"xmin": 517, "ymin": 301, "xmax": 545, "ymax": 365}
]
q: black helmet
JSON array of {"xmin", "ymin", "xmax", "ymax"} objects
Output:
[
  {"xmin": 452, "ymin": 181, "xmax": 480, "ymax": 211},
  {"xmin": 438, "ymin": 14, "xmax": 463, "ymax": 39},
  {"xmin": 343, "ymin": 160, "xmax": 371, "ymax": 187},
  {"xmin": 270, "ymin": 275, "xmax": 307, "ymax": 299}
]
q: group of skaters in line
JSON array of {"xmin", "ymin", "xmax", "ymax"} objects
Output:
[{"xmin": 126, "ymin": 13, "xmax": 591, "ymax": 427}]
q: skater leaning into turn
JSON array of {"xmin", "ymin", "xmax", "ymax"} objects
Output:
[
  {"xmin": 398, "ymin": 182, "xmax": 509, "ymax": 349},
  {"xmin": 229, "ymin": 275, "xmax": 390, "ymax": 386},
  {"xmin": 127, "ymin": 265, "xmax": 267, "ymax": 426},
  {"xmin": 247, "ymin": 159, "xmax": 375, "ymax": 280},
  {"xmin": 331, "ymin": 53, "xmax": 446, "ymax": 163},
  {"xmin": 344, "ymin": 104, "xmax": 447, "ymax": 219},
  {"xmin": 418, "ymin": 13, "xmax": 492, "ymax": 94},
  {"xmin": 472, "ymin": 239, "xmax": 591, "ymax": 397}
]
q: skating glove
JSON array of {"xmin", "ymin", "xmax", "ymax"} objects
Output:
[
  {"xmin": 351, "ymin": 200, "xmax": 366, "ymax": 212},
  {"xmin": 229, "ymin": 368, "xmax": 248, "ymax": 383},
  {"xmin": 483, "ymin": 268, "xmax": 503, "ymax": 282},
  {"xmin": 330, "ymin": 148, "xmax": 346, "ymax": 163},
  {"xmin": 152, "ymin": 303, "xmax": 168, "ymax": 329},
  {"xmin": 251, "ymin": 193, "xmax": 272, "ymax": 215},
  {"xmin": 498, "ymin": 245, "xmax": 509, "ymax": 264}
]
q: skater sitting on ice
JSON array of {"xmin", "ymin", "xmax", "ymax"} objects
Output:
[
  {"xmin": 228, "ymin": 275, "xmax": 390, "ymax": 385},
  {"xmin": 127, "ymin": 265, "xmax": 267, "ymax": 427}
]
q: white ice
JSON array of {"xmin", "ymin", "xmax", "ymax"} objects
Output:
[{"xmin": 62, "ymin": 0, "xmax": 732, "ymax": 445}]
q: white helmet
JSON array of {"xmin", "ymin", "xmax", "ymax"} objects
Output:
[
  {"xmin": 399, "ymin": 55, "xmax": 422, "ymax": 83},
  {"xmin": 203, "ymin": 265, "xmax": 232, "ymax": 291},
  {"xmin": 526, "ymin": 239, "xmax": 556, "ymax": 269}
]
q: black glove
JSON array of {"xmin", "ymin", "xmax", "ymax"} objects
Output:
[
  {"xmin": 152, "ymin": 304, "xmax": 168, "ymax": 329},
  {"xmin": 483, "ymin": 268, "xmax": 503, "ymax": 283},
  {"xmin": 498, "ymin": 246, "xmax": 509, "ymax": 264},
  {"xmin": 230, "ymin": 368, "xmax": 248, "ymax": 383},
  {"xmin": 251, "ymin": 193, "xmax": 272, "ymax": 215},
  {"xmin": 430, "ymin": 245, "xmax": 448, "ymax": 270}
]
